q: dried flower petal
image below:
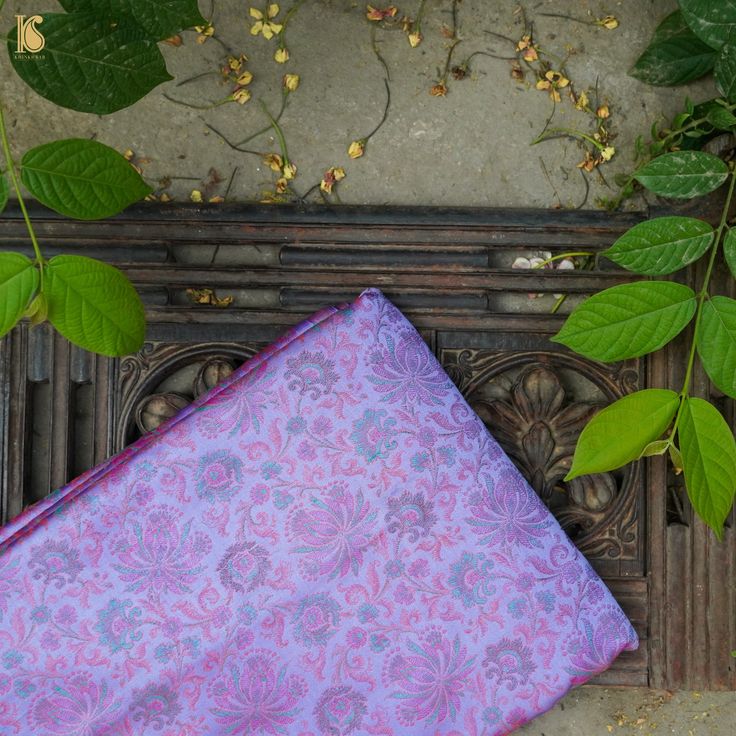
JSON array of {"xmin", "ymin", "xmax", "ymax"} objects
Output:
[
  {"xmin": 575, "ymin": 90, "xmax": 589, "ymax": 111},
  {"xmin": 263, "ymin": 153, "xmax": 284, "ymax": 172},
  {"xmin": 597, "ymin": 15, "xmax": 619, "ymax": 30},
  {"xmin": 348, "ymin": 140, "xmax": 366, "ymax": 159},
  {"xmin": 237, "ymin": 70, "xmax": 253, "ymax": 86},
  {"xmin": 283, "ymin": 162, "xmax": 297, "ymax": 180},
  {"xmin": 430, "ymin": 82, "xmax": 448, "ymax": 97},
  {"xmin": 596, "ymin": 104, "xmax": 610, "ymax": 119},
  {"xmin": 274, "ymin": 47, "xmax": 290, "ymax": 63},
  {"xmin": 408, "ymin": 30, "xmax": 422, "ymax": 47},
  {"xmin": 283, "ymin": 73, "xmax": 300, "ymax": 91},
  {"xmin": 232, "ymin": 88, "xmax": 252, "ymax": 104},
  {"xmin": 600, "ymin": 146, "xmax": 616, "ymax": 162},
  {"xmin": 275, "ymin": 177, "xmax": 288, "ymax": 193}
]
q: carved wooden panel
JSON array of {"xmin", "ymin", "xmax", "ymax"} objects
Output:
[{"xmin": 1, "ymin": 201, "xmax": 733, "ymax": 690}]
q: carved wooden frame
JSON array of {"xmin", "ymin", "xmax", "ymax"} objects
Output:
[{"xmin": 1, "ymin": 201, "xmax": 733, "ymax": 689}]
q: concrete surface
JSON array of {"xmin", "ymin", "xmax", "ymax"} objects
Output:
[
  {"xmin": 2, "ymin": 0, "xmax": 735, "ymax": 732},
  {"xmin": 0, "ymin": 0, "xmax": 717, "ymax": 208}
]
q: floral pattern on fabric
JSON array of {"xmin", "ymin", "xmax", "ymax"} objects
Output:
[{"xmin": 0, "ymin": 288, "xmax": 637, "ymax": 735}]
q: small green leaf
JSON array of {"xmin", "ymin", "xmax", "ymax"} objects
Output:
[
  {"xmin": 59, "ymin": 0, "xmax": 206, "ymax": 41},
  {"xmin": 8, "ymin": 13, "xmax": 172, "ymax": 115},
  {"xmin": 715, "ymin": 44, "xmax": 736, "ymax": 101},
  {"xmin": 630, "ymin": 34, "xmax": 716, "ymax": 86},
  {"xmin": 0, "ymin": 252, "xmax": 39, "ymax": 338},
  {"xmin": 634, "ymin": 151, "xmax": 729, "ymax": 199},
  {"xmin": 679, "ymin": 397, "xmax": 736, "ymax": 540},
  {"xmin": 669, "ymin": 444, "xmax": 684, "ymax": 474},
  {"xmin": 45, "ymin": 254, "xmax": 145, "ymax": 356},
  {"xmin": 0, "ymin": 172, "xmax": 8, "ymax": 214},
  {"xmin": 698, "ymin": 296, "xmax": 736, "ymax": 398},
  {"xmin": 551, "ymin": 281, "xmax": 697, "ymax": 361},
  {"xmin": 21, "ymin": 139, "xmax": 152, "ymax": 221},
  {"xmin": 24, "ymin": 292, "xmax": 48, "ymax": 326},
  {"xmin": 724, "ymin": 227, "xmax": 736, "ymax": 280},
  {"xmin": 566, "ymin": 389, "xmax": 679, "ymax": 479},
  {"xmin": 707, "ymin": 105, "xmax": 736, "ymax": 129},
  {"xmin": 679, "ymin": 0, "xmax": 736, "ymax": 49},
  {"xmin": 603, "ymin": 216, "xmax": 714, "ymax": 275},
  {"xmin": 640, "ymin": 439, "xmax": 671, "ymax": 457}
]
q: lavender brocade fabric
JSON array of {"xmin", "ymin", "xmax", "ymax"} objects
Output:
[{"xmin": 0, "ymin": 288, "xmax": 637, "ymax": 736}]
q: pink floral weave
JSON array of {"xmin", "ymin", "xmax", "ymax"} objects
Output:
[{"xmin": 0, "ymin": 288, "xmax": 637, "ymax": 735}]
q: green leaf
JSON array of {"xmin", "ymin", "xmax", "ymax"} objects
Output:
[
  {"xmin": 679, "ymin": 397, "xmax": 736, "ymax": 540},
  {"xmin": 603, "ymin": 216, "xmax": 714, "ymax": 275},
  {"xmin": 715, "ymin": 44, "xmax": 736, "ymax": 101},
  {"xmin": 706, "ymin": 105, "xmax": 736, "ymax": 129},
  {"xmin": 669, "ymin": 444, "xmax": 684, "ymax": 473},
  {"xmin": 698, "ymin": 296, "xmax": 736, "ymax": 398},
  {"xmin": 21, "ymin": 139, "xmax": 152, "ymax": 220},
  {"xmin": 653, "ymin": 10, "xmax": 692, "ymax": 42},
  {"xmin": 566, "ymin": 389, "xmax": 679, "ymax": 479},
  {"xmin": 724, "ymin": 227, "xmax": 736, "ymax": 280},
  {"xmin": 634, "ymin": 151, "xmax": 729, "ymax": 199},
  {"xmin": 58, "ymin": 0, "xmax": 206, "ymax": 41},
  {"xmin": 8, "ymin": 13, "xmax": 172, "ymax": 114},
  {"xmin": 679, "ymin": 0, "xmax": 736, "ymax": 49},
  {"xmin": 630, "ymin": 34, "xmax": 716, "ymax": 86},
  {"xmin": 551, "ymin": 281, "xmax": 697, "ymax": 361},
  {"xmin": 640, "ymin": 439, "xmax": 671, "ymax": 457},
  {"xmin": 0, "ymin": 172, "xmax": 8, "ymax": 214},
  {"xmin": 45, "ymin": 255, "xmax": 145, "ymax": 356},
  {"xmin": 0, "ymin": 252, "xmax": 40, "ymax": 338}
]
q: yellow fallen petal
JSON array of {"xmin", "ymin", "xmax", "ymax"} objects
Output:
[
  {"xmin": 283, "ymin": 73, "xmax": 300, "ymax": 91},
  {"xmin": 600, "ymin": 146, "xmax": 615, "ymax": 161},
  {"xmin": 264, "ymin": 153, "xmax": 283, "ymax": 172},
  {"xmin": 237, "ymin": 70, "xmax": 253, "ymax": 85},
  {"xmin": 408, "ymin": 30, "xmax": 422, "ymax": 47},
  {"xmin": 268, "ymin": 3, "xmax": 280, "ymax": 18},
  {"xmin": 276, "ymin": 177, "xmax": 288, "ymax": 193},
  {"xmin": 268, "ymin": 22, "xmax": 283, "ymax": 34},
  {"xmin": 598, "ymin": 15, "xmax": 619, "ymax": 30},
  {"xmin": 348, "ymin": 140, "xmax": 365, "ymax": 159},
  {"xmin": 190, "ymin": 189, "xmax": 203, "ymax": 203},
  {"xmin": 232, "ymin": 88, "xmax": 252, "ymax": 104},
  {"xmin": 250, "ymin": 7, "xmax": 264, "ymax": 19},
  {"xmin": 333, "ymin": 167, "xmax": 346, "ymax": 181},
  {"xmin": 274, "ymin": 47, "xmax": 290, "ymax": 63},
  {"xmin": 262, "ymin": 24, "xmax": 274, "ymax": 39},
  {"xmin": 597, "ymin": 104, "xmax": 610, "ymax": 119},
  {"xmin": 250, "ymin": 21, "xmax": 263, "ymax": 35},
  {"xmin": 283, "ymin": 162, "xmax": 297, "ymax": 180}
]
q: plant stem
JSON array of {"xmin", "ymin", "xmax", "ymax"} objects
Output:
[
  {"xmin": 0, "ymin": 99, "xmax": 45, "ymax": 285},
  {"xmin": 260, "ymin": 100, "xmax": 290, "ymax": 165},
  {"xmin": 670, "ymin": 170, "xmax": 736, "ymax": 438},
  {"xmin": 363, "ymin": 78, "xmax": 391, "ymax": 141},
  {"xmin": 533, "ymin": 251, "xmax": 594, "ymax": 269}
]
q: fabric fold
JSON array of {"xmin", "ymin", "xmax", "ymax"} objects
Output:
[{"xmin": 0, "ymin": 288, "xmax": 637, "ymax": 736}]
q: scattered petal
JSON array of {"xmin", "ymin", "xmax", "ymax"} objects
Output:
[
  {"xmin": 348, "ymin": 140, "xmax": 366, "ymax": 159},
  {"xmin": 430, "ymin": 82, "xmax": 448, "ymax": 97},
  {"xmin": 283, "ymin": 162, "xmax": 297, "ymax": 180},
  {"xmin": 232, "ymin": 88, "xmax": 252, "ymax": 104},
  {"xmin": 274, "ymin": 46, "xmax": 290, "ymax": 63},
  {"xmin": 250, "ymin": 7, "xmax": 264, "ymax": 19},
  {"xmin": 267, "ymin": 3, "xmax": 280, "ymax": 18},
  {"xmin": 187, "ymin": 288, "xmax": 233, "ymax": 307},
  {"xmin": 600, "ymin": 146, "xmax": 616, "ymax": 162},
  {"xmin": 597, "ymin": 15, "xmax": 619, "ymax": 30},
  {"xmin": 597, "ymin": 104, "xmax": 610, "ymax": 119},
  {"xmin": 190, "ymin": 189, "xmax": 203, "ymax": 203},
  {"xmin": 408, "ymin": 30, "xmax": 422, "ymax": 47},
  {"xmin": 237, "ymin": 70, "xmax": 253, "ymax": 86},
  {"xmin": 263, "ymin": 153, "xmax": 284, "ymax": 172},
  {"xmin": 283, "ymin": 73, "xmax": 300, "ymax": 91}
]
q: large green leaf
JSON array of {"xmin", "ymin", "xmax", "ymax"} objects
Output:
[
  {"xmin": 0, "ymin": 252, "xmax": 39, "ymax": 338},
  {"xmin": 631, "ymin": 34, "xmax": 716, "ymax": 86},
  {"xmin": 58, "ymin": 0, "xmax": 206, "ymax": 41},
  {"xmin": 0, "ymin": 172, "xmax": 8, "ymax": 214},
  {"xmin": 698, "ymin": 296, "xmax": 736, "ymax": 398},
  {"xmin": 46, "ymin": 255, "xmax": 145, "ymax": 356},
  {"xmin": 603, "ymin": 216, "xmax": 714, "ymax": 275},
  {"xmin": 652, "ymin": 10, "xmax": 692, "ymax": 42},
  {"xmin": 724, "ymin": 227, "xmax": 736, "ymax": 280},
  {"xmin": 679, "ymin": 0, "xmax": 736, "ymax": 49},
  {"xmin": 551, "ymin": 281, "xmax": 697, "ymax": 361},
  {"xmin": 634, "ymin": 151, "xmax": 729, "ymax": 199},
  {"xmin": 8, "ymin": 13, "xmax": 172, "ymax": 114},
  {"xmin": 566, "ymin": 389, "xmax": 680, "ymax": 479},
  {"xmin": 21, "ymin": 139, "xmax": 152, "ymax": 220},
  {"xmin": 715, "ymin": 44, "xmax": 736, "ymax": 101},
  {"xmin": 679, "ymin": 397, "xmax": 736, "ymax": 540}
]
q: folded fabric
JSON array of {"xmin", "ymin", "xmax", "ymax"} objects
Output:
[{"xmin": 0, "ymin": 287, "xmax": 637, "ymax": 736}]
